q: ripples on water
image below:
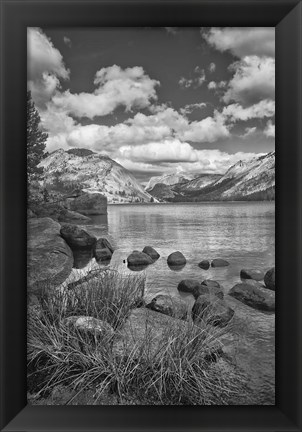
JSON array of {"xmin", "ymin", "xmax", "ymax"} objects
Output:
[{"xmin": 74, "ymin": 202, "xmax": 275, "ymax": 404}]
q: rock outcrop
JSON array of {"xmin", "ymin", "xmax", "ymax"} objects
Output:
[
  {"xmin": 27, "ymin": 217, "xmax": 73, "ymax": 292},
  {"xmin": 229, "ymin": 282, "xmax": 275, "ymax": 311},
  {"xmin": 65, "ymin": 192, "xmax": 107, "ymax": 215},
  {"xmin": 60, "ymin": 223, "xmax": 97, "ymax": 249},
  {"xmin": 32, "ymin": 202, "xmax": 90, "ymax": 222}
]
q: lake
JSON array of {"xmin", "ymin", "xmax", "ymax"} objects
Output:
[{"xmin": 72, "ymin": 201, "xmax": 275, "ymax": 404}]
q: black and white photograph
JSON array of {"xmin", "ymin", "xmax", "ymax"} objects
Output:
[{"xmin": 27, "ymin": 26, "xmax": 275, "ymax": 406}]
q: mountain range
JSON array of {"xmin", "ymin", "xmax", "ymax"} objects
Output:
[{"xmin": 39, "ymin": 149, "xmax": 275, "ymax": 203}]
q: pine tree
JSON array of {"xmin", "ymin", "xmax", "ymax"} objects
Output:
[{"xmin": 27, "ymin": 91, "xmax": 48, "ymax": 181}]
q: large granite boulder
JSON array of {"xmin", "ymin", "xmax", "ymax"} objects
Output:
[
  {"xmin": 113, "ymin": 308, "xmax": 191, "ymax": 359},
  {"xmin": 240, "ymin": 269, "xmax": 265, "ymax": 281},
  {"xmin": 211, "ymin": 258, "xmax": 229, "ymax": 267},
  {"xmin": 60, "ymin": 223, "xmax": 97, "ymax": 249},
  {"xmin": 32, "ymin": 203, "xmax": 90, "ymax": 223},
  {"xmin": 264, "ymin": 267, "xmax": 275, "ymax": 291},
  {"xmin": 146, "ymin": 294, "xmax": 188, "ymax": 319},
  {"xmin": 65, "ymin": 192, "xmax": 107, "ymax": 215},
  {"xmin": 198, "ymin": 260, "xmax": 210, "ymax": 270},
  {"xmin": 229, "ymin": 283, "xmax": 275, "ymax": 311},
  {"xmin": 177, "ymin": 279, "xmax": 207, "ymax": 295},
  {"xmin": 167, "ymin": 251, "xmax": 186, "ymax": 266},
  {"xmin": 127, "ymin": 250, "xmax": 153, "ymax": 267},
  {"xmin": 142, "ymin": 246, "xmax": 160, "ymax": 261},
  {"xmin": 192, "ymin": 295, "xmax": 234, "ymax": 327},
  {"xmin": 27, "ymin": 217, "xmax": 73, "ymax": 292}
]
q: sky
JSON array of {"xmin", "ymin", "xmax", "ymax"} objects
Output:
[{"xmin": 27, "ymin": 27, "xmax": 275, "ymax": 183}]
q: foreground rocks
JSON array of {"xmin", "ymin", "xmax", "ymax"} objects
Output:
[
  {"xmin": 94, "ymin": 238, "xmax": 114, "ymax": 262},
  {"xmin": 264, "ymin": 267, "xmax": 275, "ymax": 290},
  {"xmin": 127, "ymin": 250, "xmax": 153, "ymax": 267},
  {"xmin": 192, "ymin": 294, "xmax": 234, "ymax": 327},
  {"xmin": 65, "ymin": 191, "xmax": 107, "ymax": 215},
  {"xmin": 240, "ymin": 269, "xmax": 265, "ymax": 281},
  {"xmin": 200, "ymin": 280, "xmax": 224, "ymax": 299},
  {"xmin": 142, "ymin": 246, "xmax": 160, "ymax": 261},
  {"xmin": 146, "ymin": 294, "xmax": 188, "ymax": 319},
  {"xmin": 27, "ymin": 217, "xmax": 73, "ymax": 292},
  {"xmin": 211, "ymin": 258, "xmax": 229, "ymax": 267},
  {"xmin": 229, "ymin": 283, "xmax": 275, "ymax": 312},
  {"xmin": 167, "ymin": 251, "xmax": 186, "ymax": 266},
  {"xmin": 113, "ymin": 308, "xmax": 192, "ymax": 359},
  {"xmin": 60, "ymin": 223, "xmax": 97, "ymax": 249},
  {"xmin": 177, "ymin": 279, "xmax": 206, "ymax": 295}
]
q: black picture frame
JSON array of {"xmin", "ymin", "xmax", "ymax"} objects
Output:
[{"xmin": 0, "ymin": 0, "xmax": 301, "ymax": 430}]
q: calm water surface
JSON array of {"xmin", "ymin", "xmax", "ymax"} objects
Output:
[{"xmin": 74, "ymin": 202, "xmax": 275, "ymax": 404}]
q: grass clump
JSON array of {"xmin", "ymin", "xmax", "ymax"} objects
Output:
[{"xmin": 28, "ymin": 269, "xmax": 247, "ymax": 405}]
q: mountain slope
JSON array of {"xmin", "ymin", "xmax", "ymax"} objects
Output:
[
  {"xmin": 39, "ymin": 148, "xmax": 154, "ymax": 204},
  {"xmin": 145, "ymin": 172, "xmax": 195, "ymax": 191},
  {"xmin": 176, "ymin": 174, "xmax": 222, "ymax": 192}
]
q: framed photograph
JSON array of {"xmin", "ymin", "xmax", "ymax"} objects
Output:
[{"xmin": 1, "ymin": 0, "xmax": 301, "ymax": 431}]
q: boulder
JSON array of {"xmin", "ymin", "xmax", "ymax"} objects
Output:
[
  {"xmin": 198, "ymin": 260, "xmax": 210, "ymax": 270},
  {"xmin": 142, "ymin": 246, "xmax": 160, "ymax": 260},
  {"xmin": 211, "ymin": 258, "xmax": 229, "ymax": 267},
  {"xmin": 264, "ymin": 267, "xmax": 275, "ymax": 291},
  {"xmin": 240, "ymin": 269, "xmax": 265, "ymax": 281},
  {"xmin": 177, "ymin": 279, "xmax": 206, "ymax": 295},
  {"xmin": 60, "ymin": 223, "xmax": 97, "ymax": 249},
  {"xmin": 63, "ymin": 316, "xmax": 114, "ymax": 340},
  {"xmin": 167, "ymin": 251, "xmax": 186, "ymax": 266},
  {"xmin": 127, "ymin": 250, "xmax": 153, "ymax": 267},
  {"xmin": 112, "ymin": 308, "xmax": 191, "ymax": 359},
  {"xmin": 95, "ymin": 247, "xmax": 112, "ymax": 262},
  {"xmin": 146, "ymin": 294, "xmax": 188, "ymax": 319},
  {"xmin": 65, "ymin": 192, "xmax": 107, "ymax": 215},
  {"xmin": 229, "ymin": 283, "xmax": 275, "ymax": 312},
  {"xmin": 199, "ymin": 280, "xmax": 224, "ymax": 299},
  {"xmin": 27, "ymin": 217, "xmax": 74, "ymax": 292},
  {"xmin": 95, "ymin": 238, "xmax": 114, "ymax": 254},
  {"xmin": 32, "ymin": 202, "xmax": 90, "ymax": 222},
  {"xmin": 192, "ymin": 295, "xmax": 234, "ymax": 327}
]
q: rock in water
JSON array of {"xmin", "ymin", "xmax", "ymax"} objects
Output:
[
  {"xmin": 192, "ymin": 294, "xmax": 234, "ymax": 327},
  {"xmin": 177, "ymin": 279, "xmax": 206, "ymax": 295},
  {"xmin": 60, "ymin": 223, "xmax": 97, "ymax": 249},
  {"xmin": 127, "ymin": 250, "xmax": 154, "ymax": 266},
  {"xmin": 167, "ymin": 251, "xmax": 186, "ymax": 266},
  {"xmin": 146, "ymin": 294, "xmax": 188, "ymax": 319},
  {"xmin": 198, "ymin": 260, "xmax": 210, "ymax": 270},
  {"xmin": 264, "ymin": 267, "xmax": 275, "ymax": 290},
  {"xmin": 198, "ymin": 280, "xmax": 224, "ymax": 299},
  {"xmin": 211, "ymin": 258, "xmax": 229, "ymax": 267},
  {"xmin": 95, "ymin": 237, "xmax": 114, "ymax": 254},
  {"xmin": 27, "ymin": 217, "xmax": 73, "ymax": 292},
  {"xmin": 65, "ymin": 192, "xmax": 107, "ymax": 215},
  {"xmin": 94, "ymin": 247, "xmax": 112, "ymax": 262},
  {"xmin": 240, "ymin": 269, "xmax": 265, "ymax": 281},
  {"xmin": 142, "ymin": 246, "xmax": 160, "ymax": 260},
  {"xmin": 229, "ymin": 283, "xmax": 275, "ymax": 311}
]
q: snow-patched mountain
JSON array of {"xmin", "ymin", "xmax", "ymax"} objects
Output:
[
  {"xmin": 39, "ymin": 148, "xmax": 154, "ymax": 204},
  {"xmin": 145, "ymin": 172, "xmax": 195, "ymax": 191},
  {"xmin": 177, "ymin": 174, "xmax": 222, "ymax": 192}
]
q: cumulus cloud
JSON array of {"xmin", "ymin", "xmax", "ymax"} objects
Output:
[
  {"xmin": 27, "ymin": 28, "xmax": 69, "ymax": 107},
  {"xmin": 179, "ymin": 116, "xmax": 230, "ymax": 143},
  {"xmin": 180, "ymin": 103, "xmax": 207, "ymax": 115},
  {"xmin": 208, "ymin": 80, "xmax": 227, "ymax": 90},
  {"xmin": 52, "ymin": 65, "xmax": 159, "ymax": 119},
  {"xmin": 223, "ymin": 56, "xmax": 275, "ymax": 105},
  {"xmin": 179, "ymin": 67, "xmax": 206, "ymax": 89},
  {"xmin": 264, "ymin": 120, "xmax": 275, "ymax": 137},
  {"xmin": 219, "ymin": 99, "xmax": 275, "ymax": 122},
  {"xmin": 179, "ymin": 76, "xmax": 194, "ymax": 88},
  {"xmin": 63, "ymin": 36, "xmax": 72, "ymax": 47},
  {"xmin": 203, "ymin": 27, "xmax": 275, "ymax": 58},
  {"xmin": 241, "ymin": 127, "xmax": 257, "ymax": 139}
]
